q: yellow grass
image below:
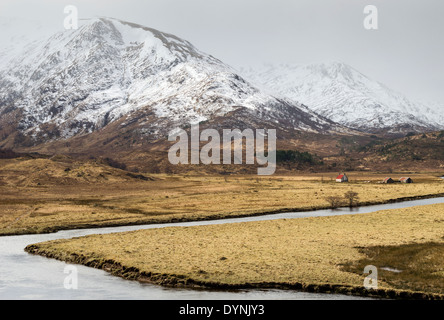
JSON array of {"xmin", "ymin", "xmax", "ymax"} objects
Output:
[
  {"xmin": 26, "ymin": 203, "xmax": 444, "ymax": 298},
  {"xmin": 1, "ymin": 158, "xmax": 444, "ymax": 235}
]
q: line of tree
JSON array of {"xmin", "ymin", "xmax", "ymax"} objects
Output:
[
  {"xmin": 325, "ymin": 191, "xmax": 360, "ymax": 209},
  {"xmin": 276, "ymin": 150, "xmax": 318, "ymax": 164},
  {"xmin": 0, "ymin": 148, "xmax": 19, "ymax": 159}
]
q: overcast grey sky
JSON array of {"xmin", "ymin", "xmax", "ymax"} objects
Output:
[{"xmin": 1, "ymin": 0, "xmax": 443, "ymax": 103}]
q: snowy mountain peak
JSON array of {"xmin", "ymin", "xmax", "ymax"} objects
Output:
[
  {"xmin": 0, "ymin": 18, "xmax": 339, "ymax": 148},
  {"xmin": 75, "ymin": 18, "xmax": 211, "ymax": 63},
  {"xmin": 308, "ymin": 62, "xmax": 366, "ymax": 83},
  {"xmin": 241, "ymin": 62, "xmax": 444, "ymax": 133}
]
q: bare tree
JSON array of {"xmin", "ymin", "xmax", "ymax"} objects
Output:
[
  {"xmin": 325, "ymin": 196, "xmax": 344, "ymax": 209},
  {"xmin": 344, "ymin": 191, "xmax": 360, "ymax": 207}
]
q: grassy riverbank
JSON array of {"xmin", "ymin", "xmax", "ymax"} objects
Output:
[
  {"xmin": 1, "ymin": 158, "xmax": 444, "ymax": 236},
  {"xmin": 26, "ymin": 203, "xmax": 444, "ymax": 299}
]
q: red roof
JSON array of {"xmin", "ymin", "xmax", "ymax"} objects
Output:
[{"xmin": 336, "ymin": 175, "xmax": 345, "ymax": 179}]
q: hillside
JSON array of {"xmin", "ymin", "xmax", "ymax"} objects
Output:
[
  {"xmin": 0, "ymin": 155, "xmax": 154, "ymax": 187},
  {"xmin": 359, "ymin": 131, "xmax": 444, "ymax": 162}
]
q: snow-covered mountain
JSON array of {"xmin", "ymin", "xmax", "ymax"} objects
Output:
[
  {"xmin": 240, "ymin": 62, "xmax": 444, "ymax": 133},
  {"xmin": 0, "ymin": 17, "xmax": 342, "ymax": 148}
]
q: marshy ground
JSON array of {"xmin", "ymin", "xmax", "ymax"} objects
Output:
[
  {"xmin": 2, "ymin": 157, "xmax": 444, "ymax": 298},
  {"xmin": 1, "ymin": 157, "xmax": 444, "ymax": 236},
  {"xmin": 26, "ymin": 203, "xmax": 444, "ymax": 299}
]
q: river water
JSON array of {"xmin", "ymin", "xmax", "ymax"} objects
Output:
[{"xmin": 1, "ymin": 197, "xmax": 443, "ymax": 300}]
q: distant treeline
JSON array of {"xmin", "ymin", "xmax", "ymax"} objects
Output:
[
  {"xmin": 0, "ymin": 148, "xmax": 19, "ymax": 159},
  {"xmin": 276, "ymin": 150, "xmax": 319, "ymax": 164}
]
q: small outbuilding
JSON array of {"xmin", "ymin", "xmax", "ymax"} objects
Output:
[
  {"xmin": 336, "ymin": 173, "xmax": 348, "ymax": 183},
  {"xmin": 400, "ymin": 177, "xmax": 413, "ymax": 183},
  {"xmin": 383, "ymin": 177, "xmax": 395, "ymax": 184}
]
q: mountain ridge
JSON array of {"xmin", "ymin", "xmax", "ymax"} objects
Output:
[
  {"xmin": 0, "ymin": 17, "xmax": 345, "ymax": 150},
  {"xmin": 239, "ymin": 61, "xmax": 444, "ymax": 134}
]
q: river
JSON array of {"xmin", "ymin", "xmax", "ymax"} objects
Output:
[{"xmin": 1, "ymin": 196, "xmax": 443, "ymax": 300}]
